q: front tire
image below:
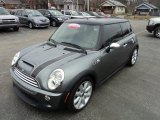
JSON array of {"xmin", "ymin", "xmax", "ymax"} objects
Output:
[
  {"xmin": 154, "ymin": 26, "xmax": 160, "ymax": 38},
  {"xmin": 13, "ymin": 27, "xmax": 19, "ymax": 31},
  {"xmin": 28, "ymin": 22, "xmax": 34, "ymax": 29},
  {"xmin": 51, "ymin": 21, "xmax": 57, "ymax": 27},
  {"xmin": 67, "ymin": 77, "xmax": 93, "ymax": 112},
  {"xmin": 128, "ymin": 48, "xmax": 138, "ymax": 66}
]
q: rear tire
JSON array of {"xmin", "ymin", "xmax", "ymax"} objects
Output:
[
  {"xmin": 127, "ymin": 48, "xmax": 138, "ymax": 66},
  {"xmin": 154, "ymin": 26, "xmax": 160, "ymax": 38},
  {"xmin": 67, "ymin": 77, "xmax": 93, "ymax": 112}
]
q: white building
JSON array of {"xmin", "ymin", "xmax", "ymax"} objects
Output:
[
  {"xmin": 53, "ymin": 0, "xmax": 84, "ymax": 11},
  {"xmin": 100, "ymin": 0, "xmax": 126, "ymax": 14}
]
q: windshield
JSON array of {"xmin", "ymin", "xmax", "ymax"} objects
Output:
[
  {"xmin": 51, "ymin": 23, "xmax": 100, "ymax": 49},
  {"xmin": 0, "ymin": 8, "xmax": 10, "ymax": 15},
  {"xmin": 49, "ymin": 10, "xmax": 63, "ymax": 16},
  {"xmin": 93, "ymin": 12, "xmax": 99, "ymax": 16},
  {"xmin": 82, "ymin": 12, "xmax": 92, "ymax": 16},
  {"xmin": 26, "ymin": 10, "xmax": 42, "ymax": 17},
  {"xmin": 72, "ymin": 11, "xmax": 82, "ymax": 16}
]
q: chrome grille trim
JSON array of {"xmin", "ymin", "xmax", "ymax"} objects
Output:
[{"xmin": 14, "ymin": 68, "xmax": 39, "ymax": 88}]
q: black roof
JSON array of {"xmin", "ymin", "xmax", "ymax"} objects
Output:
[{"xmin": 66, "ymin": 18, "xmax": 128, "ymax": 25}]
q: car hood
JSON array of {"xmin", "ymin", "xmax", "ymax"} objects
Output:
[
  {"xmin": 71, "ymin": 16, "xmax": 84, "ymax": 18},
  {"xmin": 30, "ymin": 16, "xmax": 48, "ymax": 21},
  {"xmin": 17, "ymin": 43, "xmax": 82, "ymax": 77},
  {"xmin": 150, "ymin": 17, "xmax": 160, "ymax": 23},
  {"xmin": 0, "ymin": 15, "xmax": 18, "ymax": 19}
]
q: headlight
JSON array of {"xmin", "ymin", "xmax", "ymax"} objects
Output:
[
  {"xmin": 148, "ymin": 20, "xmax": 154, "ymax": 25},
  {"xmin": 46, "ymin": 19, "xmax": 50, "ymax": 22},
  {"xmin": 48, "ymin": 69, "xmax": 64, "ymax": 90},
  {"xmin": 58, "ymin": 18, "xmax": 63, "ymax": 21},
  {"xmin": 11, "ymin": 52, "xmax": 20, "ymax": 66}
]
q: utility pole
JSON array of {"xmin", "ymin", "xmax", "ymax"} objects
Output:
[
  {"xmin": 87, "ymin": 0, "xmax": 89, "ymax": 11},
  {"xmin": 77, "ymin": 0, "xmax": 79, "ymax": 11}
]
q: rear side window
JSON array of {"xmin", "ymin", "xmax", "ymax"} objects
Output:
[
  {"xmin": 120, "ymin": 22, "xmax": 132, "ymax": 36},
  {"xmin": 103, "ymin": 23, "xmax": 122, "ymax": 46}
]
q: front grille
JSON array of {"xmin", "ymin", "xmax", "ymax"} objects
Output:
[
  {"xmin": 14, "ymin": 68, "xmax": 40, "ymax": 88},
  {"xmin": 2, "ymin": 19, "xmax": 16, "ymax": 24}
]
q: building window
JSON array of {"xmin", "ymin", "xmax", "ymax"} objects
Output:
[{"xmin": 67, "ymin": 5, "xmax": 69, "ymax": 9}]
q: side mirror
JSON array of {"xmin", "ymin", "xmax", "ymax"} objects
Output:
[
  {"xmin": 105, "ymin": 43, "xmax": 120, "ymax": 53},
  {"xmin": 45, "ymin": 13, "xmax": 51, "ymax": 17},
  {"xmin": 109, "ymin": 43, "xmax": 120, "ymax": 49}
]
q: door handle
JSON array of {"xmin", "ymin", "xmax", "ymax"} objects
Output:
[{"xmin": 123, "ymin": 43, "xmax": 128, "ymax": 47}]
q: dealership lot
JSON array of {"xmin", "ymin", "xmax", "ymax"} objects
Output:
[{"xmin": 0, "ymin": 20, "xmax": 160, "ymax": 120}]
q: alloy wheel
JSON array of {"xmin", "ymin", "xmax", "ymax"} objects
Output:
[
  {"xmin": 29, "ymin": 22, "xmax": 33, "ymax": 29},
  {"xmin": 155, "ymin": 28, "xmax": 160, "ymax": 38},
  {"xmin": 131, "ymin": 49, "xmax": 138, "ymax": 65},
  {"xmin": 52, "ymin": 21, "xmax": 56, "ymax": 27},
  {"xmin": 73, "ymin": 81, "xmax": 93, "ymax": 110}
]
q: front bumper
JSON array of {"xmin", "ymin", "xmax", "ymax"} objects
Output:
[
  {"xmin": 57, "ymin": 20, "xmax": 63, "ymax": 25},
  {"xmin": 0, "ymin": 23, "xmax": 19, "ymax": 29},
  {"xmin": 10, "ymin": 68, "xmax": 66, "ymax": 110},
  {"xmin": 33, "ymin": 22, "xmax": 50, "ymax": 28},
  {"xmin": 146, "ymin": 25, "xmax": 154, "ymax": 33}
]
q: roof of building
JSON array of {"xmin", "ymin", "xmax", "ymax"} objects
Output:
[
  {"xmin": 136, "ymin": 2, "xmax": 158, "ymax": 10},
  {"xmin": 65, "ymin": 18, "xmax": 128, "ymax": 25},
  {"xmin": 1, "ymin": 0, "xmax": 21, "ymax": 4},
  {"xmin": 53, "ymin": 0, "xmax": 84, "ymax": 5},
  {"xmin": 100, "ymin": 0, "xmax": 126, "ymax": 7}
]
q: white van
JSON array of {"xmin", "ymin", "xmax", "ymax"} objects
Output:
[{"xmin": 0, "ymin": 7, "xmax": 19, "ymax": 31}]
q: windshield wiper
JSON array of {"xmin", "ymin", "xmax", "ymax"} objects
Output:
[
  {"xmin": 47, "ymin": 39, "xmax": 57, "ymax": 47},
  {"xmin": 61, "ymin": 42, "xmax": 87, "ymax": 54}
]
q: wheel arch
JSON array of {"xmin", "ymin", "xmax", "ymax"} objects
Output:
[
  {"xmin": 154, "ymin": 24, "xmax": 160, "ymax": 30},
  {"xmin": 67, "ymin": 70, "xmax": 98, "ymax": 92}
]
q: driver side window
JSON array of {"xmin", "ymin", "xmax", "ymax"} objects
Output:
[
  {"xmin": 22, "ymin": 11, "xmax": 27, "ymax": 17},
  {"xmin": 103, "ymin": 23, "xmax": 123, "ymax": 47}
]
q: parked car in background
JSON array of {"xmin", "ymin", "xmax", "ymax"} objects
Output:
[
  {"xmin": 147, "ymin": 17, "xmax": 160, "ymax": 38},
  {"xmin": 15, "ymin": 9, "xmax": 50, "ymax": 29},
  {"xmin": 61, "ymin": 10, "xmax": 84, "ymax": 19},
  {"xmin": 97, "ymin": 12, "xmax": 111, "ymax": 18},
  {"xmin": 79, "ymin": 12, "xmax": 95, "ymax": 18},
  {"xmin": 0, "ymin": 7, "xmax": 19, "ymax": 31},
  {"xmin": 85, "ymin": 11, "xmax": 102, "ymax": 18},
  {"xmin": 10, "ymin": 18, "xmax": 139, "ymax": 112},
  {"xmin": 38, "ymin": 9, "xmax": 69, "ymax": 27}
]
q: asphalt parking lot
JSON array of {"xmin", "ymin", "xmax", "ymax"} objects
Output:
[{"xmin": 0, "ymin": 20, "xmax": 160, "ymax": 120}]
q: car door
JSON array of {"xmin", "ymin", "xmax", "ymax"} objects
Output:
[
  {"xmin": 97, "ymin": 23, "xmax": 127, "ymax": 80},
  {"xmin": 120, "ymin": 22, "xmax": 136, "ymax": 61},
  {"xmin": 21, "ymin": 10, "xmax": 29, "ymax": 26}
]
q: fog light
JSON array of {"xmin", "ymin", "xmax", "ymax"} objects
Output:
[
  {"xmin": 45, "ymin": 95, "xmax": 50, "ymax": 101},
  {"xmin": 46, "ymin": 105, "xmax": 52, "ymax": 108}
]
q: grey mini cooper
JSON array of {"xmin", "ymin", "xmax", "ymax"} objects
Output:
[{"xmin": 10, "ymin": 18, "xmax": 139, "ymax": 112}]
